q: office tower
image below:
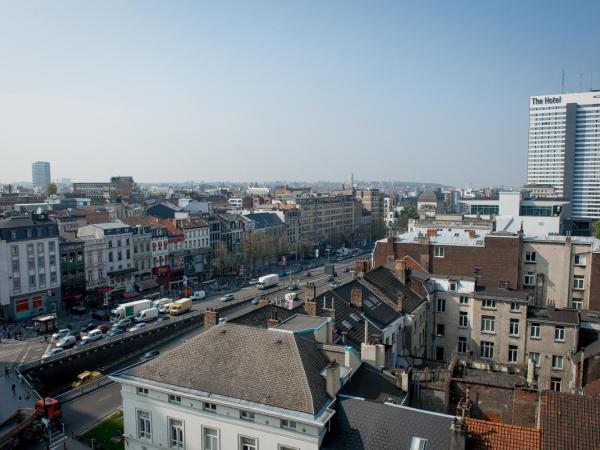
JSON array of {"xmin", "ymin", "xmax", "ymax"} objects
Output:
[{"xmin": 32, "ymin": 161, "xmax": 51, "ymax": 190}]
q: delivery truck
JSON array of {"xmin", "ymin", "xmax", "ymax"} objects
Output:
[
  {"xmin": 0, "ymin": 398, "xmax": 62, "ymax": 450},
  {"xmin": 135, "ymin": 307, "xmax": 159, "ymax": 323},
  {"xmin": 257, "ymin": 274, "xmax": 279, "ymax": 290},
  {"xmin": 168, "ymin": 298, "xmax": 192, "ymax": 316},
  {"xmin": 112, "ymin": 299, "xmax": 152, "ymax": 321}
]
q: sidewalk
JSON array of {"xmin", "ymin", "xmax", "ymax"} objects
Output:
[{"xmin": 0, "ymin": 367, "xmax": 37, "ymax": 422}]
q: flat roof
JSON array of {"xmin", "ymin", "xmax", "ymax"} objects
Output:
[{"xmin": 274, "ymin": 314, "xmax": 330, "ymax": 332}]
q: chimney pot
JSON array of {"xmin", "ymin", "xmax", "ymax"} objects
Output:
[{"xmin": 350, "ymin": 287, "xmax": 363, "ymax": 310}]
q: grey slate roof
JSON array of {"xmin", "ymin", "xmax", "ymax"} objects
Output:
[
  {"xmin": 363, "ymin": 266, "xmax": 426, "ymax": 314},
  {"xmin": 527, "ymin": 307, "xmax": 579, "ymax": 325},
  {"xmin": 125, "ymin": 323, "xmax": 332, "ymax": 415},
  {"xmin": 230, "ymin": 303, "xmax": 301, "ymax": 328},
  {"xmin": 244, "ymin": 212, "xmax": 284, "ymax": 229},
  {"xmin": 322, "ymin": 398, "xmax": 454, "ymax": 450}
]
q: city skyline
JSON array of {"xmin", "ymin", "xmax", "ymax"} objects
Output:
[{"xmin": 1, "ymin": 1, "xmax": 599, "ymax": 186}]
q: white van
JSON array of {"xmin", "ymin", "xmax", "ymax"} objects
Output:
[
  {"xmin": 152, "ymin": 298, "xmax": 172, "ymax": 308},
  {"xmin": 135, "ymin": 307, "xmax": 159, "ymax": 323},
  {"xmin": 191, "ymin": 290, "xmax": 206, "ymax": 300}
]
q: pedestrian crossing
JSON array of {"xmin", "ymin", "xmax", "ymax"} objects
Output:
[{"xmin": 0, "ymin": 340, "xmax": 49, "ymax": 371}]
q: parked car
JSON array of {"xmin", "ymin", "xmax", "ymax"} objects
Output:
[
  {"xmin": 342, "ymin": 267, "xmax": 350, "ymax": 273},
  {"xmin": 76, "ymin": 339, "xmax": 90, "ymax": 348},
  {"xmin": 56, "ymin": 335, "xmax": 77, "ymax": 349},
  {"xmin": 71, "ymin": 370, "xmax": 103, "ymax": 389},
  {"xmin": 288, "ymin": 282, "xmax": 299, "ymax": 291},
  {"xmin": 220, "ymin": 293, "xmax": 235, "ymax": 302},
  {"xmin": 190, "ymin": 290, "xmax": 206, "ymax": 301},
  {"xmin": 108, "ymin": 328, "xmax": 125, "ymax": 337},
  {"xmin": 92, "ymin": 310, "xmax": 111, "ymax": 321},
  {"xmin": 248, "ymin": 279, "xmax": 258, "ymax": 285},
  {"xmin": 80, "ymin": 321, "xmax": 99, "ymax": 333},
  {"xmin": 218, "ymin": 317, "xmax": 227, "ymax": 324},
  {"xmin": 42, "ymin": 347, "xmax": 65, "ymax": 360},
  {"xmin": 139, "ymin": 350, "xmax": 160, "ymax": 362},
  {"xmin": 304, "ymin": 271, "xmax": 312, "ymax": 277},
  {"xmin": 326, "ymin": 275, "xmax": 335, "ymax": 282},
  {"xmin": 82, "ymin": 329, "xmax": 103, "ymax": 342},
  {"xmin": 51, "ymin": 329, "xmax": 71, "ymax": 342},
  {"xmin": 251, "ymin": 296, "xmax": 260, "ymax": 305},
  {"xmin": 156, "ymin": 316, "xmax": 168, "ymax": 323},
  {"xmin": 128, "ymin": 323, "xmax": 147, "ymax": 332}
]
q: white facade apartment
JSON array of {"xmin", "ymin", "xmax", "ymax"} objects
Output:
[
  {"xmin": 79, "ymin": 235, "xmax": 108, "ymax": 290},
  {"xmin": 527, "ymin": 91, "xmax": 600, "ymax": 219},
  {"xmin": 0, "ymin": 217, "xmax": 61, "ymax": 319}
]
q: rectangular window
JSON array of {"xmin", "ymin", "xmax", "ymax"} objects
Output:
[
  {"xmin": 508, "ymin": 345, "xmax": 518, "ymax": 363},
  {"xmin": 29, "ymin": 274, "xmax": 36, "ymax": 288},
  {"xmin": 49, "ymin": 254, "xmax": 56, "ymax": 265},
  {"xmin": 279, "ymin": 446, "xmax": 298, "ymax": 450},
  {"xmin": 137, "ymin": 387, "xmax": 148, "ymax": 396},
  {"xmin": 574, "ymin": 254, "xmax": 586, "ymax": 266},
  {"xmin": 531, "ymin": 323, "xmax": 541, "ymax": 339},
  {"xmin": 458, "ymin": 337, "xmax": 467, "ymax": 353},
  {"xmin": 50, "ymin": 272, "xmax": 57, "ymax": 285},
  {"xmin": 281, "ymin": 419, "xmax": 297, "ymax": 430},
  {"xmin": 459, "ymin": 312, "xmax": 468, "ymax": 328},
  {"xmin": 530, "ymin": 352, "xmax": 540, "ymax": 367},
  {"xmin": 525, "ymin": 251, "xmax": 536, "ymax": 263},
  {"xmin": 509, "ymin": 319, "xmax": 520, "ymax": 336},
  {"xmin": 555, "ymin": 326, "xmax": 565, "ymax": 342},
  {"xmin": 27, "ymin": 244, "xmax": 34, "ymax": 255},
  {"xmin": 169, "ymin": 418, "xmax": 184, "ymax": 449},
  {"xmin": 550, "ymin": 377, "xmax": 561, "ymax": 392},
  {"xmin": 482, "ymin": 299, "xmax": 496, "ymax": 309},
  {"xmin": 240, "ymin": 410, "xmax": 255, "ymax": 421},
  {"xmin": 552, "ymin": 355, "xmax": 564, "ymax": 370},
  {"xmin": 571, "ymin": 299, "xmax": 583, "ymax": 309},
  {"xmin": 11, "ymin": 246, "xmax": 19, "ymax": 257},
  {"xmin": 524, "ymin": 273, "xmax": 536, "ymax": 286},
  {"xmin": 37, "ymin": 242, "xmax": 44, "ymax": 254},
  {"xmin": 203, "ymin": 402, "xmax": 217, "ymax": 413},
  {"xmin": 240, "ymin": 436, "xmax": 257, "ymax": 450},
  {"xmin": 436, "ymin": 298, "xmax": 446, "ymax": 312},
  {"xmin": 434, "ymin": 247, "xmax": 444, "ymax": 258},
  {"xmin": 481, "ymin": 315, "xmax": 495, "ymax": 333},
  {"xmin": 573, "ymin": 275, "xmax": 585, "ymax": 290},
  {"xmin": 38, "ymin": 273, "xmax": 46, "ymax": 288},
  {"xmin": 459, "ymin": 296, "xmax": 469, "ymax": 304},
  {"xmin": 203, "ymin": 427, "xmax": 219, "ymax": 450},
  {"xmin": 168, "ymin": 394, "xmax": 181, "ymax": 404},
  {"xmin": 436, "ymin": 323, "xmax": 445, "ymax": 336},
  {"xmin": 480, "ymin": 341, "xmax": 494, "ymax": 359},
  {"xmin": 48, "ymin": 241, "xmax": 55, "ymax": 253},
  {"xmin": 510, "ymin": 302, "xmax": 521, "ymax": 312},
  {"xmin": 11, "ymin": 259, "xmax": 19, "ymax": 273},
  {"xmin": 137, "ymin": 410, "xmax": 151, "ymax": 440}
]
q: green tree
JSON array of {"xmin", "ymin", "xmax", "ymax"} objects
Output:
[
  {"xmin": 401, "ymin": 204, "xmax": 417, "ymax": 218},
  {"xmin": 595, "ymin": 222, "xmax": 600, "ymax": 239},
  {"xmin": 371, "ymin": 218, "xmax": 387, "ymax": 240},
  {"xmin": 46, "ymin": 182, "xmax": 58, "ymax": 196}
]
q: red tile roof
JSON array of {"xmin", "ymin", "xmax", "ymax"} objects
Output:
[
  {"xmin": 465, "ymin": 418, "xmax": 541, "ymax": 450},
  {"xmin": 401, "ymin": 255, "xmax": 428, "ymax": 273},
  {"xmin": 540, "ymin": 391, "xmax": 600, "ymax": 450}
]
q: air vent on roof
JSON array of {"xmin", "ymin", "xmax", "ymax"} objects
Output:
[
  {"xmin": 341, "ymin": 320, "xmax": 352, "ymax": 330},
  {"xmin": 364, "ymin": 298, "xmax": 374, "ymax": 308},
  {"xmin": 410, "ymin": 437, "xmax": 428, "ymax": 450},
  {"xmin": 350, "ymin": 313, "xmax": 361, "ymax": 322}
]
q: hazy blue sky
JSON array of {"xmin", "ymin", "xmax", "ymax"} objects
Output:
[{"xmin": 1, "ymin": 1, "xmax": 599, "ymax": 187}]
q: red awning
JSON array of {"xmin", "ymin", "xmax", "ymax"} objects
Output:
[
  {"xmin": 62, "ymin": 294, "xmax": 83, "ymax": 302},
  {"xmin": 123, "ymin": 291, "xmax": 139, "ymax": 299},
  {"xmin": 96, "ymin": 287, "xmax": 113, "ymax": 294}
]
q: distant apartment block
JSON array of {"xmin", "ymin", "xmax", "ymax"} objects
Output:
[{"xmin": 32, "ymin": 161, "xmax": 51, "ymax": 190}]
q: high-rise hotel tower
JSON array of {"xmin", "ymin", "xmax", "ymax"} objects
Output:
[{"xmin": 527, "ymin": 91, "xmax": 600, "ymax": 219}]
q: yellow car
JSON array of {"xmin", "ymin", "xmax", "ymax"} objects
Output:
[{"xmin": 71, "ymin": 370, "xmax": 103, "ymax": 389}]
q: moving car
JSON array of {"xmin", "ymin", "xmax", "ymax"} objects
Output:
[
  {"xmin": 96, "ymin": 323, "xmax": 111, "ymax": 333},
  {"xmin": 113, "ymin": 318, "xmax": 132, "ymax": 329},
  {"xmin": 220, "ymin": 293, "xmax": 234, "ymax": 302},
  {"xmin": 248, "ymin": 279, "xmax": 258, "ymax": 285},
  {"xmin": 71, "ymin": 371, "xmax": 103, "ymax": 389},
  {"xmin": 251, "ymin": 296, "xmax": 260, "ymax": 305},
  {"xmin": 218, "ymin": 317, "xmax": 227, "ymax": 324},
  {"xmin": 82, "ymin": 329, "xmax": 103, "ymax": 342},
  {"xmin": 56, "ymin": 335, "xmax": 77, "ymax": 349},
  {"xmin": 107, "ymin": 328, "xmax": 125, "ymax": 337},
  {"xmin": 139, "ymin": 350, "xmax": 160, "ymax": 362},
  {"xmin": 190, "ymin": 290, "xmax": 206, "ymax": 300},
  {"xmin": 128, "ymin": 322, "xmax": 147, "ymax": 332},
  {"xmin": 158, "ymin": 303, "xmax": 172, "ymax": 314},
  {"xmin": 42, "ymin": 348, "xmax": 65, "ymax": 360},
  {"xmin": 80, "ymin": 321, "xmax": 99, "ymax": 333},
  {"xmin": 342, "ymin": 267, "xmax": 350, "ymax": 273},
  {"xmin": 304, "ymin": 271, "xmax": 312, "ymax": 277},
  {"xmin": 51, "ymin": 329, "xmax": 71, "ymax": 342},
  {"xmin": 288, "ymin": 281, "xmax": 299, "ymax": 291}
]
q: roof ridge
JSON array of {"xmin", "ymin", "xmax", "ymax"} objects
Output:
[{"xmin": 290, "ymin": 333, "xmax": 316, "ymax": 414}]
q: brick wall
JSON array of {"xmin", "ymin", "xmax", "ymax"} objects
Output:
[{"xmin": 379, "ymin": 234, "xmax": 521, "ymax": 288}]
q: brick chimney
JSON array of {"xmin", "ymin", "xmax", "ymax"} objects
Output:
[
  {"xmin": 468, "ymin": 229, "xmax": 477, "ymax": 238},
  {"xmin": 304, "ymin": 294, "xmax": 317, "ymax": 316},
  {"xmin": 304, "ymin": 282, "xmax": 317, "ymax": 302},
  {"xmin": 396, "ymin": 294, "xmax": 404, "ymax": 314},
  {"xmin": 258, "ymin": 298, "xmax": 270, "ymax": 307},
  {"xmin": 351, "ymin": 287, "xmax": 363, "ymax": 310},
  {"xmin": 324, "ymin": 361, "xmax": 341, "ymax": 397},
  {"xmin": 394, "ymin": 259, "xmax": 407, "ymax": 284},
  {"xmin": 354, "ymin": 260, "xmax": 371, "ymax": 279},
  {"xmin": 204, "ymin": 307, "xmax": 220, "ymax": 329},
  {"xmin": 267, "ymin": 313, "xmax": 279, "ymax": 329}
]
